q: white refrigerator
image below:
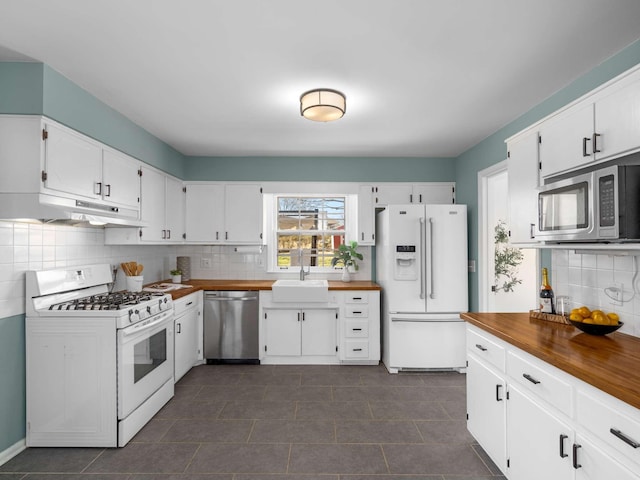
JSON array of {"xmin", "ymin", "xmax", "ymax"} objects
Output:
[{"xmin": 376, "ymin": 204, "xmax": 468, "ymax": 373}]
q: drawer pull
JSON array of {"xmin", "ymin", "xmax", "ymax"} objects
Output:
[
  {"xmin": 186, "ymin": 301, "xmax": 193, "ymax": 306},
  {"xmin": 352, "ymin": 297, "xmax": 362, "ymax": 300},
  {"xmin": 523, "ymin": 373, "xmax": 541, "ymax": 385},
  {"xmin": 610, "ymin": 428, "xmax": 640, "ymax": 448},
  {"xmin": 353, "ymin": 328, "xmax": 362, "ymax": 331},
  {"xmin": 353, "ymin": 348, "xmax": 363, "ymax": 352},
  {"xmin": 559, "ymin": 434, "xmax": 568, "ymax": 458},
  {"xmin": 352, "ymin": 311, "xmax": 363, "ymax": 314},
  {"xmin": 475, "ymin": 344, "xmax": 487, "ymax": 352},
  {"xmin": 572, "ymin": 443, "xmax": 582, "ymax": 469},
  {"xmin": 496, "ymin": 384, "xmax": 503, "ymax": 402}
]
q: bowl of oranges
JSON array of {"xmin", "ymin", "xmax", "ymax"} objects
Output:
[{"xmin": 568, "ymin": 306, "xmax": 623, "ymax": 335}]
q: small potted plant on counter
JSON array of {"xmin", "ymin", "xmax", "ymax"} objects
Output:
[
  {"xmin": 331, "ymin": 240, "xmax": 363, "ymax": 282},
  {"xmin": 170, "ymin": 269, "xmax": 182, "ymax": 284}
]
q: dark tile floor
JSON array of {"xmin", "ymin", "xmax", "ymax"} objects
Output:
[{"xmin": 0, "ymin": 363, "xmax": 506, "ymax": 479}]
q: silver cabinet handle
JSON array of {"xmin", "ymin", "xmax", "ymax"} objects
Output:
[{"xmin": 95, "ymin": 182, "xmax": 102, "ymax": 195}]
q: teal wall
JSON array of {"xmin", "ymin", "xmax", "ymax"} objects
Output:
[
  {"xmin": 455, "ymin": 38, "xmax": 640, "ymax": 311},
  {"xmin": 0, "ymin": 315, "xmax": 25, "ymax": 453},
  {"xmin": 184, "ymin": 156, "xmax": 455, "ymax": 182},
  {"xmin": 0, "ymin": 63, "xmax": 185, "ymax": 178}
]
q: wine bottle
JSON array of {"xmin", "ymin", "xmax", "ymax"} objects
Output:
[{"xmin": 539, "ymin": 267, "xmax": 555, "ymax": 314}]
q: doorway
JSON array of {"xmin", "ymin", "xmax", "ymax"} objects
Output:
[{"xmin": 478, "ymin": 161, "xmax": 538, "ymax": 312}]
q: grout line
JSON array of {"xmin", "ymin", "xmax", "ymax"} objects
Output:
[
  {"xmin": 286, "ymin": 442, "xmax": 293, "ymax": 474},
  {"xmin": 182, "ymin": 442, "xmax": 203, "ymax": 474},
  {"xmin": 246, "ymin": 419, "xmax": 257, "ymax": 444},
  {"xmin": 379, "ymin": 443, "xmax": 391, "ymax": 474},
  {"xmin": 78, "ymin": 448, "xmax": 107, "ymax": 473}
]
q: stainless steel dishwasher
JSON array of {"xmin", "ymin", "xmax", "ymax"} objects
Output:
[{"xmin": 203, "ymin": 291, "xmax": 259, "ymax": 364}]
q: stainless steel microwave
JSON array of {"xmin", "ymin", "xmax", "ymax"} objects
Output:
[{"xmin": 536, "ymin": 164, "xmax": 640, "ymax": 242}]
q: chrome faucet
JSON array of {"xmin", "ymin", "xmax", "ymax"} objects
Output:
[{"xmin": 298, "ymin": 249, "xmax": 310, "ymax": 281}]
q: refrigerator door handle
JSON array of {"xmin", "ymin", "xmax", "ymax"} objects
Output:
[
  {"xmin": 419, "ymin": 217, "xmax": 426, "ymax": 299},
  {"xmin": 427, "ymin": 217, "xmax": 435, "ymax": 299}
]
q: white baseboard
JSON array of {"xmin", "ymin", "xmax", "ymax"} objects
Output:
[{"xmin": 0, "ymin": 438, "xmax": 26, "ymax": 467}]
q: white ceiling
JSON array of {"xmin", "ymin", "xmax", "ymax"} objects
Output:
[{"xmin": 1, "ymin": 0, "xmax": 639, "ymax": 158}]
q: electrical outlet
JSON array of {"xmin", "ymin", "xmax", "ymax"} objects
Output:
[
  {"xmin": 608, "ymin": 282, "xmax": 624, "ymax": 307},
  {"xmin": 201, "ymin": 257, "xmax": 212, "ymax": 268}
]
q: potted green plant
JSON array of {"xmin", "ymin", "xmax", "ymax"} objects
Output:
[
  {"xmin": 170, "ymin": 269, "xmax": 182, "ymax": 284},
  {"xmin": 331, "ymin": 241, "xmax": 363, "ymax": 282}
]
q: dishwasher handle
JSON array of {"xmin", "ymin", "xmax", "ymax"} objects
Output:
[{"xmin": 204, "ymin": 296, "xmax": 256, "ymax": 302}]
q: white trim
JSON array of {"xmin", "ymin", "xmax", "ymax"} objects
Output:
[
  {"xmin": 477, "ymin": 160, "xmax": 508, "ymax": 312},
  {"xmin": 0, "ymin": 438, "xmax": 26, "ymax": 467}
]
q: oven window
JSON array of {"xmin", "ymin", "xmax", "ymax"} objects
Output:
[
  {"xmin": 133, "ymin": 328, "xmax": 167, "ymax": 383},
  {"xmin": 539, "ymin": 182, "xmax": 589, "ymax": 231}
]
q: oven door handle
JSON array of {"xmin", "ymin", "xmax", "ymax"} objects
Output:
[{"xmin": 121, "ymin": 312, "xmax": 173, "ymax": 338}]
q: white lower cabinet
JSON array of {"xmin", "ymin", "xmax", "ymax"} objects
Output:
[
  {"xmin": 466, "ymin": 354, "xmax": 507, "ymax": 473},
  {"xmin": 466, "ymin": 324, "xmax": 640, "ymax": 480},
  {"xmin": 263, "ymin": 308, "xmax": 338, "ymax": 360},
  {"xmin": 173, "ymin": 291, "xmax": 202, "ymax": 382},
  {"xmin": 506, "ymin": 383, "xmax": 574, "ymax": 480}
]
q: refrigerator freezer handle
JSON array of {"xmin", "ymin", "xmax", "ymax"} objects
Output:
[{"xmin": 419, "ymin": 217, "xmax": 426, "ymax": 299}]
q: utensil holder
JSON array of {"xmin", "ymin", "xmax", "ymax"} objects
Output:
[{"xmin": 126, "ymin": 275, "xmax": 144, "ymax": 292}]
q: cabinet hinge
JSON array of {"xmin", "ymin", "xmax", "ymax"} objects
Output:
[
  {"xmin": 139, "ymin": 229, "xmax": 143, "ymax": 238},
  {"xmin": 41, "ymin": 170, "xmax": 47, "ymax": 182},
  {"xmin": 138, "ymin": 168, "xmax": 142, "ymax": 176},
  {"xmin": 371, "ymin": 186, "xmax": 374, "ymax": 193},
  {"xmin": 260, "ymin": 187, "xmax": 263, "ymax": 193},
  {"xmin": 182, "ymin": 233, "xmax": 186, "ymax": 239},
  {"xmin": 466, "ymin": 360, "xmax": 468, "ymax": 367},
  {"xmin": 506, "ymin": 391, "xmax": 510, "ymax": 400},
  {"xmin": 335, "ymin": 346, "xmax": 338, "ymax": 352},
  {"xmin": 538, "ymin": 135, "xmax": 542, "ymax": 144},
  {"xmin": 507, "ymin": 459, "xmax": 510, "ymax": 468},
  {"xmin": 538, "ymin": 161, "xmax": 542, "ymax": 170},
  {"xmin": 260, "ymin": 233, "xmax": 263, "ymax": 239},
  {"xmin": 507, "ymin": 230, "xmax": 511, "ymax": 237},
  {"xmin": 264, "ymin": 312, "xmax": 267, "ymax": 319},
  {"xmin": 41, "ymin": 129, "xmax": 48, "ymax": 141},
  {"xmin": 183, "ymin": 186, "xmax": 187, "ymax": 193},
  {"xmin": 466, "ymin": 413, "xmax": 469, "ymax": 420},
  {"xmin": 264, "ymin": 345, "xmax": 267, "ymax": 352},
  {"xmin": 507, "ymin": 151, "xmax": 510, "ymax": 158},
  {"xmin": 335, "ymin": 312, "xmax": 338, "ymax": 319}
]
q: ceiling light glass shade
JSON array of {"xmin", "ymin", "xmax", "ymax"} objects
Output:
[{"xmin": 300, "ymin": 89, "xmax": 346, "ymax": 122}]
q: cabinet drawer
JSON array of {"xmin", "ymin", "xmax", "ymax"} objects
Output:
[
  {"xmin": 507, "ymin": 351, "xmax": 572, "ymax": 416},
  {"xmin": 345, "ymin": 320, "xmax": 369, "ymax": 338},
  {"xmin": 344, "ymin": 340, "xmax": 369, "ymax": 358},
  {"xmin": 345, "ymin": 306, "xmax": 369, "ymax": 318},
  {"xmin": 173, "ymin": 292, "xmax": 200, "ymax": 317},
  {"xmin": 344, "ymin": 293, "xmax": 369, "ymax": 304},
  {"xmin": 466, "ymin": 326, "xmax": 506, "ymax": 372},
  {"xmin": 577, "ymin": 389, "xmax": 640, "ymax": 466}
]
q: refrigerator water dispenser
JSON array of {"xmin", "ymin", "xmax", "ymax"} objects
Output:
[{"xmin": 394, "ymin": 245, "xmax": 418, "ymax": 280}]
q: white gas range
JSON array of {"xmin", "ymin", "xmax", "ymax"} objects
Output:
[{"xmin": 25, "ymin": 264, "xmax": 175, "ymax": 447}]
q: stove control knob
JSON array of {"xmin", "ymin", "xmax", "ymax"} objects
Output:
[{"xmin": 129, "ymin": 309, "xmax": 140, "ymax": 323}]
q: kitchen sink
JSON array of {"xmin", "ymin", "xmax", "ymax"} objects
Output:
[{"xmin": 271, "ymin": 279, "xmax": 329, "ymax": 303}]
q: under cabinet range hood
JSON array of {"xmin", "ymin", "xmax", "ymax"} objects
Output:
[{"xmin": 0, "ymin": 192, "xmax": 148, "ymax": 227}]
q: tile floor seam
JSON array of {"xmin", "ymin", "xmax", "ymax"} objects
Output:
[
  {"xmin": 413, "ymin": 419, "xmax": 427, "ymax": 443},
  {"xmin": 245, "ymin": 418, "xmax": 257, "ymax": 443},
  {"xmin": 286, "ymin": 442, "xmax": 292, "ymax": 474},
  {"xmin": 182, "ymin": 441, "xmax": 203, "ymax": 474},
  {"xmin": 378, "ymin": 442, "xmax": 391, "ymax": 474},
  {"xmin": 78, "ymin": 447, "xmax": 106, "ymax": 473},
  {"xmin": 470, "ymin": 442, "xmax": 496, "ymax": 476}
]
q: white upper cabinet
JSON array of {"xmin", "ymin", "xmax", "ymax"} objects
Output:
[
  {"xmin": 594, "ymin": 74, "xmax": 640, "ymax": 162},
  {"xmin": 357, "ymin": 185, "xmax": 375, "ymax": 245},
  {"xmin": 43, "ymin": 121, "xmax": 103, "ymax": 200},
  {"xmin": 136, "ymin": 166, "xmax": 183, "ymax": 242},
  {"xmin": 538, "ymin": 103, "xmax": 595, "ymax": 178},
  {"xmin": 538, "ymin": 66, "xmax": 640, "ymax": 179},
  {"xmin": 102, "ymin": 149, "xmax": 141, "ymax": 210},
  {"xmin": 375, "ymin": 184, "xmax": 413, "ymax": 205},
  {"xmin": 507, "ymin": 131, "xmax": 540, "ymax": 243},
  {"xmin": 165, "ymin": 175, "xmax": 185, "ymax": 242},
  {"xmin": 374, "ymin": 183, "xmax": 455, "ymax": 205},
  {"xmin": 185, "ymin": 183, "xmax": 262, "ymax": 244}
]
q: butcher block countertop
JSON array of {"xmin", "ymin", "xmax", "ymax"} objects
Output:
[
  {"xmin": 167, "ymin": 280, "xmax": 381, "ymax": 301},
  {"xmin": 462, "ymin": 312, "xmax": 640, "ymax": 410}
]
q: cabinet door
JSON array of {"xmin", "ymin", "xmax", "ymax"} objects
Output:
[
  {"xmin": 185, "ymin": 184, "xmax": 224, "ymax": 242},
  {"xmin": 165, "ymin": 176, "xmax": 184, "ymax": 242},
  {"xmin": 174, "ymin": 308, "xmax": 198, "ymax": 382},
  {"xmin": 507, "ymin": 131, "xmax": 540, "ymax": 243},
  {"xmin": 301, "ymin": 309, "xmax": 337, "ymax": 356},
  {"xmin": 43, "ymin": 122, "xmax": 102, "ymax": 200},
  {"xmin": 139, "ymin": 167, "xmax": 166, "ymax": 242},
  {"xmin": 225, "ymin": 184, "xmax": 263, "ymax": 243},
  {"xmin": 574, "ymin": 434, "xmax": 640, "ymax": 480},
  {"xmin": 595, "ymin": 77, "xmax": 640, "ymax": 162},
  {"xmin": 412, "ymin": 184, "xmax": 455, "ymax": 204},
  {"xmin": 357, "ymin": 185, "xmax": 375, "ymax": 245},
  {"xmin": 264, "ymin": 309, "xmax": 301, "ymax": 356},
  {"xmin": 102, "ymin": 149, "xmax": 140, "ymax": 209},
  {"xmin": 375, "ymin": 184, "xmax": 412, "ymax": 205},
  {"xmin": 466, "ymin": 355, "xmax": 507, "ymax": 473},
  {"xmin": 539, "ymin": 103, "xmax": 594, "ymax": 178},
  {"xmin": 507, "ymin": 383, "xmax": 573, "ymax": 480}
]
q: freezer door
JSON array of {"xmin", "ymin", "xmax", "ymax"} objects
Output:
[{"xmin": 424, "ymin": 204, "xmax": 468, "ymax": 313}]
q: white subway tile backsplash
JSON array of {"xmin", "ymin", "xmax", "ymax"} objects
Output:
[{"xmin": 552, "ymin": 249, "xmax": 640, "ymax": 338}]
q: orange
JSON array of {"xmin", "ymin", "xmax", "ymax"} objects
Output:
[
  {"xmin": 582, "ymin": 317, "xmax": 595, "ymax": 324},
  {"xmin": 569, "ymin": 313, "xmax": 584, "ymax": 322},
  {"xmin": 607, "ymin": 312, "xmax": 620, "ymax": 325},
  {"xmin": 592, "ymin": 312, "xmax": 608, "ymax": 325},
  {"xmin": 578, "ymin": 306, "xmax": 591, "ymax": 318}
]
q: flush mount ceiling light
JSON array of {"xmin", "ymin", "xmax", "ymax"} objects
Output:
[{"xmin": 300, "ymin": 88, "xmax": 346, "ymax": 122}]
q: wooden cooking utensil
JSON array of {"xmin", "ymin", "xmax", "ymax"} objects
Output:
[{"xmin": 136, "ymin": 264, "xmax": 144, "ymax": 275}]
